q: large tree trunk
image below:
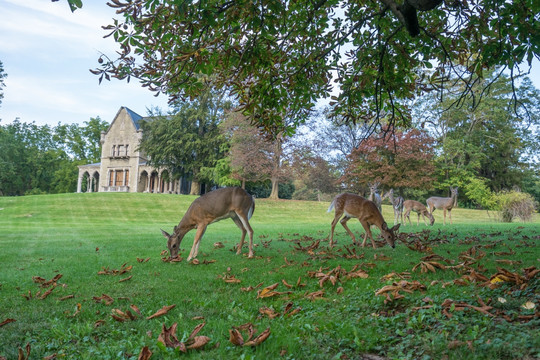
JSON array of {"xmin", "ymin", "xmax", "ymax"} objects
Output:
[
  {"xmin": 268, "ymin": 134, "xmax": 283, "ymax": 200},
  {"xmin": 190, "ymin": 181, "xmax": 200, "ymax": 195}
]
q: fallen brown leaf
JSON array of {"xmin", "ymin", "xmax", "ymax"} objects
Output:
[
  {"xmin": 147, "ymin": 304, "xmax": 176, "ymax": 320},
  {"xmin": 0, "ymin": 318, "xmax": 16, "ymax": 327},
  {"xmin": 137, "ymin": 346, "xmax": 152, "ymax": 360},
  {"xmin": 119, "ymin": 275, "xmax": 133, "ymax": 282}
]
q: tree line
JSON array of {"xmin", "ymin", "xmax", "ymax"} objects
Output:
[{"xmin": 1, "ymin": 71, "xmax": 538, "ymax": 217}]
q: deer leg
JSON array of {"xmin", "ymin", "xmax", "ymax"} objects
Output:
[
  {"xmin": 340, "ymin": 216, "xmax": 357, "ymax": 245},
  {"xmin": 329, "ymin": 212, "xmax": 343, "ymax": 247},
  {"xmin": 236, "ymin": 212, "xmax": 254, "ymax": 258},
  {"xmin": 187, "ymin": 226, "xmax": 207, "ymax": 261},
  {"xmin": 404, "ymin": 209, "xmax": 412, "ymax": 226},
  {"xmin": 231, "ymin": 215, "xmax": 247, "ymax": 255},
  {"xmin": 443, "ymin": 209, "xmax": 447, "ymax": 225},
  {"xmin": 448, "ymin": 209, "xmax": 452, "ymax": 225},
  {"xmin": 359, "ymin": 221, "xmax": 375, "ymax": 248}
]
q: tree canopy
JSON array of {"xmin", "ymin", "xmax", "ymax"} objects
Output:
[{"xmin": 87, "ymin": 0, "xmax": 539, "ymax": 136}]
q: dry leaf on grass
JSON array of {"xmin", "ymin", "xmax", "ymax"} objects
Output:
[
  {"xmin": 98, "ymin": 263, "xmax": 133, "ymax": 275},
  {"xmin": 0, "ymin": 318, "xmax": 16, "ymax": 327},
  {"xmin": 375, "ymin": 280, "xmax": 426, "ymax": 303},
  {"xmin": 32, "ymin": 274, "xmax": 62, "ymax": 288},
  {"xmin": 17, "ymin": 343, "xmax": 31, "ymax": 360},
  {"xmin": 111, "ymin": 308, "xmax": 138, "ymax": 322},
  {"xmin": 119, "ymin": 275, "xmax": 133, "ymax": 282},
  {"xmin": 137, "ymin": 346, "xmax": 152, "ymax": 360},
  {"xmin": 146, "ymin": 304, "xmax": 176, "ymax": 320},
  {"xmin": 257, "ymin": 283, "xmax": 292, "ymax": 299},
  {"xmin": 305, "ymin": 289, "xmax": 325, "ymax": 300},
  {"xmin": 229, "ymin": 323, "xmax": 270, "ymax": 347},
  {"xmin": 158, "ymin": 322, "xmax": 210, "ymax": 352},
  {"xmin": 218, "ymin": 274, "xmax": 241, "ymax": 283},
  {"xmin": 93, "ymin": 293, "xmax": 114, "ymax": 305},
  {"xmin": 162, "ymin": 256, "xmax": 183, "ymax": 263},
  {"xmin": 412, "ymin": 261, "xmax": 446, "ymax": 273},
  {"xmin": 136, "ymin": 257, "xmax": 150, "ymax": 263}
]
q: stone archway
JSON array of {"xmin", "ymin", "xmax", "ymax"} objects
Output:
[{"xmin": 138, "ymin": 170, "xmax": 149, "ymax": 192}]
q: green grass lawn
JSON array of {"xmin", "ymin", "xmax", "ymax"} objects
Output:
[{"xmin": 0, "ymin": 193, "xmax": 538, "ymax": 359}]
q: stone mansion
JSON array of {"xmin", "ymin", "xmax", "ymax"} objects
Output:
[{"xmin": 76, "ymin": 106, "xmax": 190, "ymax": 194}]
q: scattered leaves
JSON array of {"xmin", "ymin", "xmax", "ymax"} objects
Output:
[{"xmin": 98, "ymin": 263, "xmax": 133, "ymax": 275}]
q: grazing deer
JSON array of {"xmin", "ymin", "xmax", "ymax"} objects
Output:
[
  {"xmin": 161, "ymin": 187, "xmax": 255, "ymax": 261},
  {"xmin": 383, "ymin": 188, "xmax": 404, "ymax": 225},
  {"xmin": 327, "ymin": 193, "xmax": 400, "ymax": 249},
  {"xmin": 403, "ymin": 200, "xmax": 434, "ymax": 226},
  {"xmin": 368, "ymin": 182, "xmax": 383, "ymax": 212},
  {"xmin": 426, "ymin": 187, "xmax": 459, "ymax": 225}
]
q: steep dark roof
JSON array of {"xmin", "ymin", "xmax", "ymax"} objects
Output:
[{"xmin": 123, "ymin": 106, "xmax": 144, "ymax": 130}]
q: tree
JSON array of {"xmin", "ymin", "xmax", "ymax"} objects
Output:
[
  {"xmin": 290, "ymin": 147, "xmax": 337, "ymax": 201},
  {"xmin": 0, "ymin": 60, "xmax": 6, "ymax": 109},
  {"xmin": 416, "ymin": 71, "xmax": 539, "ymax": 197},
  {"xmin": 139, "ymin": 89, "xmax": 227, "ymax": 195},
  {"xmin": 221, "ymin": 112, "xmax": 292, "ymax": 199},
  {"xmin": 55, "ymin": 117, "xmax": 109, "ymax": 162},
  {"xmin": 89, "ymin": 0, "xmax": 539, "ymax": 136},
  {"xmin": 342, "ymin": 127, "xmax": 436, "ymax": 194}
]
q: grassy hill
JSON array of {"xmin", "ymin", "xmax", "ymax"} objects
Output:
[{"xmin": 0, "ymin": 193, "xmax": 538, "ymax": 359}]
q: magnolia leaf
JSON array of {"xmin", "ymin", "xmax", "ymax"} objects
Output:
[
  {"xmin": 137, "ymin": 346, "xmax": 152, "ymax": 360},
  {"xmin": 186, "ymin": 336, "xmax": 211, "ymax": 350},
  {"xmin": 229, "ymin": 328, "xmax": 244, "ymax": 346},
  {"xmin": 146, "ymin": 304, "xmax": 176, "ymax": 320},
  {"xmin": 243, "ymin": 327, "xmax": 271, "ymax": 347},
  {"xmin": 0, "ymin": 318, "xmax": 16, "ymax": 327},
  {"xmin": 522, "ymin": 301, "xmax": 535, "ymax": 310},
  {"xmin": 157, "ymin": 323, "xmax": 182, "ymax": 349}
]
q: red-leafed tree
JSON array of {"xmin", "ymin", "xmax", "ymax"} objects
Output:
[
  {"xmin": 221, "ymin": 112, "xmax": 291, "ymax": 199},
  {"xmin": 342, "ymin": 128, "xmax": 436, "ymax": 192}
]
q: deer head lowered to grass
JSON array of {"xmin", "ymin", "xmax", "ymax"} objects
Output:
[
  {"xmin": 327, "ymin": 193, "xmax": 400, "ymax": 249},
  {"xmin": 161, "ymin": 187, "xmax": 255, "ymax": 261}
]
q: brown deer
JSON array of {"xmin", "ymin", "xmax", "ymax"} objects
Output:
[
  {"xmin": 426, "ymin": 187, "xmax": 459, "ymax": 225},
  {"xmin": 403, "ymin": 200, "xmax": 435, "ymax": 226},
  {"xmin": 161, "ymin": 187, "xmax": 255, "ymax": 261},
  {"xmin": 327, "ymin": 193, "xmax": 400, "ymax": 249},
  {"xmin": 383, "ymin": 188, "xmax": 404, "ymax": 225},
  {"xmin": 368, "ymin": 182, "xmax": 383, "ymax": 212}
]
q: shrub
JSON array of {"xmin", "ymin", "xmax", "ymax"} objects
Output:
[{"xmin": 494, "ymin": 190, "xmax": 536, "ymax": 222}]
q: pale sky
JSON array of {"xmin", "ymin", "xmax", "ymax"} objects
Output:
[
  {"xmin": 0, "ymin": 0, "xmax": 171, "ymax": 127},
  {"xmin": 0, "ymin": 0, "xmax": 539, "ymax": 127}
]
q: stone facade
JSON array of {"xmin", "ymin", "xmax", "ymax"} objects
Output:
[{"xmin": 77, "ymin": 106, "xmax": 190, "ymax": 194}]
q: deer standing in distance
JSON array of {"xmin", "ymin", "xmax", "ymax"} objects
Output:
[
  {"xmin": 161, "ymin": 187, "xmax": 255, "ymax": 261},
  {"xmin": 403, "ymin": 200, "xmax": 435, "ymax": 226},
  {"xmin": 383, "ymin": 188, "xmax": 404, "ymax": 225},
  {"xmin": 426, "ymin": 187, "xmax": 459, "ymax": 225},
  {"xmin": 368, "ymin": 182, "xmax": 383, "ymax": 212},
  {"xmin": 327, "ymin": 193, "xmax": 400, "ymax": 249}
]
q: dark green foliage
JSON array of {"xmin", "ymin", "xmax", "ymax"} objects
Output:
[
  {"xmin": 92, "ymin": 0, "xmax": 540, "ymax": 136},
  {"xmin": 0, "ymin": 118, "xmax": 108, "ymax": 196}
]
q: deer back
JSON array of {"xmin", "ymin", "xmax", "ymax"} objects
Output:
[
  {"xmin": 181, "ymin": 187, "xmax": 254, "ymax": 227},
  {"xmin": 404, "ymin": 200, "xmax": 428, "ymax": 213},
  {"xmin": 334, "ymin": 193, "xmax": 385, "ymax": 226}
]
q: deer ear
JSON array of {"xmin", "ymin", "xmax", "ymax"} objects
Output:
[
  {"xmin": 381, "ymin": 222, "xmax": 389, "ymax": 231},
  {"xmin": 392, "ymin": 224, "xmax": 401, "ymax": 233},
  {"xmin": 161, "ymin": 229, "xmax": 171, "ymax": 239}
]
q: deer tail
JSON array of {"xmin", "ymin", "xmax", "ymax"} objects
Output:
[
  {"xmin": 247, "ymin": 197, "xmax": 255, "ymax": 220},
  {"xmin": 327, "ymin": 198, "xmax": 336, "ymax": 213}
]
